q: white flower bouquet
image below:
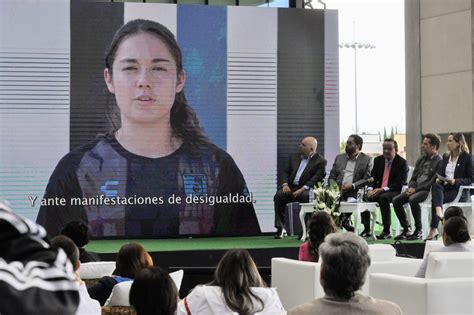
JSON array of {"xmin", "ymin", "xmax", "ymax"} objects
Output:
[{"xmin": 313, "ymin": 182, "xmax": 341, "ymax": 225}]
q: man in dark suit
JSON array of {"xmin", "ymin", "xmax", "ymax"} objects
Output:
[
  {"xmin": 328, "ymin": 134, "xmax": 373, "ymax": 232},
  {"xmin": 274, "ymin": 136, "xmax": 327, "ymax": 239},
  {"xmin": 360, "ymin": 139, "xmax": 408, "ymax": 239}
]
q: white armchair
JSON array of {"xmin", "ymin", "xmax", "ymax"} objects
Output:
[
  {"xmin": 271, "ymin": 244, "xmax": 422, "ymax": 310},
  {"xmin": 370, "ymin": 252, "xmax": 474, "ymax": 315},
  {"xmin": 80, "ymin": 261, "xmax": 116, "ymax": 279}
]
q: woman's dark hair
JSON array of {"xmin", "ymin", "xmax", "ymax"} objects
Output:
[
  {"xmin": 444, "ymin": 206, "xmax": 466, "ymax": 222},
  {"xmin": 104, "ymin": 19, "xmax": 208, "ymax": 151},
  {"xmin": 50, "ymin": 235, "xmax": 80, "ymax": 271},
  {"xmin": 61, "ymin": 220, "xmax": 90, "ymax": 248},
  {"xmin": 443, "ymin": 216, "xmax": 471, "ymax": 244},
  {"xmin": 208, "ymin": 249, "xmax": 265, "ymax": 315},
  {"xmin": 114, "ymin": 243, "xmax": 152, "ymax": 279},
  {"xmin": 308, "ymin": 211, "xmax": 337, "ymax": 262},
  {"xmin": 449, "ymin": 132, "xmax": 470, "ymax": 154},
  {"xmin": 129, "ymin": 266, "xmax": 177, "ymax": 315}
]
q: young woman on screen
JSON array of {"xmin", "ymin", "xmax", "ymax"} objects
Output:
[{"xmin": 36, "ymin": 19, "xmax": 260, "ymax": 238}]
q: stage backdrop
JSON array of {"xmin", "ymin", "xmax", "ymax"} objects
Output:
[{"xmin": 0, "ymin": 0, "xmax": 339, "ymax": 236}]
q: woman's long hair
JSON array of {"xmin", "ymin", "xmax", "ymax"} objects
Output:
[
  {"xmin": 114, "ymin": 243, "xmax": 152, "ymax": 279},
  {"xmin": 104, "ymin": 19, "xmax": 209, "ymax": 152},
  {"xmin": 209, "ymin": 249, "xmax": 265, "ymax": 315},
  {"xmin": 450, "ymin": 132, "xmax": 470, "ymax": 154},
  {"xmin": 308, "ymin": 211, "xmax": 337, "ymax": 261}
]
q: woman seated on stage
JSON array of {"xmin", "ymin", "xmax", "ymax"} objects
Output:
[
  {"xmin": 88, "ymin": 242, "xmax": 153, "ymax": 305},
  {"xmin": 415, "ymin": 216, "xmax": 473, "ymax": 277},
  {"xmin": 177, "ymin": 249, "xmax": 285, "ymax": 314},
  {"xmin": 130, "ymin": 266, "xmax": 178, "ymax": 315},
  {"xmin": 298, "ymin": 211, "xmax": 337, "ymax": 262},
  {"xmin": 426, "ymin": 133, "xmax": 472, "ymax": 240}
]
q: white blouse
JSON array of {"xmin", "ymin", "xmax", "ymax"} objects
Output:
[{"xmin": 445, "ymin": 156, "xmax": 458, "ymax": 180}]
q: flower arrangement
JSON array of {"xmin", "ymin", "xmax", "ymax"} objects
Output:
[{"xmin": 313, "ymin": 182, "xmax": 341, "ymax": 225}]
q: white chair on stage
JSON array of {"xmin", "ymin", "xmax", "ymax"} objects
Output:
[
  {"xmin": 271, "ymin": 244, "xmax": 422, "ymax": 310},
  {"xmin": 370, "ymin": 252, "xmax": 474, "ymax": 315}
]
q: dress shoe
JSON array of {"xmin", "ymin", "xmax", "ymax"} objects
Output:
[
  {"xmin": 394, "ymin": 227, "xmax": 412, "ymax": 240},
  {"xmin": 376, "ymin": 231, "xmax": 392, "ymax": 240},
  {"xmin": 274, "ymin": 228, "xmax": 288, "ymax": 239},
  {"xmin": 406, "ymin": 229, "xmax": 422, "ymax": 241},
  {"xmin": 341, "ymin": 221, "xmax": 355, "ymax": 233},
  {"xmin": 359, "ymin": 229, "xmax": 372, "ymax": 237},
  {"xmin": 423, "ymin": 229, "xmax": 439, "ymax": 241}
]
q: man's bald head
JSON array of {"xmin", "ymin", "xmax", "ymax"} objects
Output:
[{"xmin": 300, "ymin": 137, "xmax": 318, "ymax": 158}]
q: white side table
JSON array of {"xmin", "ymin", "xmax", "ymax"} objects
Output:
[{"xmin": 298, "ymin": 202, "xmax": 378, "ymax": 241}]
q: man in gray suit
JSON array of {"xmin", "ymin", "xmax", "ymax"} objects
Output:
[{"xmin": 328, "ymin": 134, "xmax": 373, "ymax": 232}]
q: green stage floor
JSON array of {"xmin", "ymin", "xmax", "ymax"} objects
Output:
[{"xmin": 88, "ymin": 235, "xmax": 423, "ymax": 254}]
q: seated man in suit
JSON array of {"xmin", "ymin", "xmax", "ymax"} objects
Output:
[
  {"xmin": 274, "ymin": 136, "xmax": 327, "ymax": 239},
  {"xmin": 288, "ymin": 233, "xmax": 402, "ymax": 315},
  {"xmin": 360, "ymin": 139, "xmax": 408, "ymax": 239},
  {"xmin": 392, "ymin": 134, "xmax": 442, "ymax": 240},
  {"xmin": 328, "ymin": 134, "xmax": 373, "ymax": 232}
]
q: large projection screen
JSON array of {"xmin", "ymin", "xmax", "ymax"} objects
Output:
[{"xmin": 0, "ymin": 0, "xmax": 339, "ymax": 238}]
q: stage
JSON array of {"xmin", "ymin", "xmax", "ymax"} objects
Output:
[{"xmin": 88, "ymin": 235, "xmax": 426, "ymax": 296}]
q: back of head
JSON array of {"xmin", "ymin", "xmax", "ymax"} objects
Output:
[
  {"xmin": 319, "ymin": 233, "xmax": 370, "ymax": 300},
  {"xmin": 444, "ymin": 206, "xmax": 465, "ymax": 222},
  {"xmin": 115, "ymin": 243, "xmax": 152, "ymax": 279},
  {"xmin": 211, "ymin": 249, "xmax": 264, "ymax": 315},
  {"xmin": 443, "ymin": 216, "xmax": 471, "ymax": 244},
  {"xmin": 50, "ymin": 235, "xmax": 80, "ymax": 271},
  {"xmin": 130, "ymin": 266, "xmax": 177, "ymax": 315},
  {"xmin": 308, "ymin": 212, "xmax": 337, "ymax": 260},
  {"xmin": 61, "ymin": 221, "xmax": 90, "ymax": 248}
]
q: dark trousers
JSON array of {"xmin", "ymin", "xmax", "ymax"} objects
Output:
[
  {"xmin": 430, "ymin": 183, "xmax": 459, "ymax": 228},
  {"xmin": 392, "ymin": 190, "xmax": 429, "ymax": 230},
  {"xmin": 274, "ymin": 187, "xmax": 309, "ymax": 229},
  {"xmin": 362, "ymin": 191, "xmax": 399, "ymax": 232}
]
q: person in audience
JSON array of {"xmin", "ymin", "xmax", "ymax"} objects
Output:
[
  {"xmin": 50, "ymin": 235, "xmax": 101, "ymax": 315},
  {"xmin": 36, "ymin": 18, "xmax": 260, "ymax": 239},
  {"xmin": 88, "ymin": 242, "xmax": 153, "ymax": 305},
  {"xmin": 415, "ymin": 216, "xmax": 473, "ymax": 277},
  {"xmin": 130, "ymin": 266, "xmax": 178, "ymax": 315},
  {"xmin": 298, "ymin": 211, "xmax": 337, "ymax": 262},
  {"xmin": 177, "ymin": 249, "xmax": 285, "ymax": 314},
  {"xmin": 0, "ymin": 201, "xmax": 79, "ymax": 315},
  {"xmin": 273, "ymin": 136, "xmax": 327, "ymax": 239},
  {"xmin": 328, "ymin": 134, "xmax": 373, "ymax": 232},
  {"xmin": 361, "ymin": 139, "xmax": 407, "ymax": 239},
  {"xmin": 426, "ymin": 133, "xmax": 472, "ymax": 240},
  {"xmin": 62, "ymin": 220, "xmax": 101, "ymax": 263},
  {"xmin": 288, "ymin": 233, "xmax": 402, "ymax": 315},
  {"xmin": 443, "ymin": 205, "xmax": 467, "ymax": 222},
  {"xmin": 392, "ymin": 134, "xmax": 442, "ymax": 240}
]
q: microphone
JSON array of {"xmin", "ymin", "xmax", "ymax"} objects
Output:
[{"xmin": 352, "ymin": 177, "xmax": 374, "ymax": 188}]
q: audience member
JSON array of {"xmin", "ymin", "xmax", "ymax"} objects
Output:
[
  {"xmin": 274, "ymin": 136, "xmax": 327, "ymax": 239},
  {"xmin": 362, "ymin": 139, "xmax": 407, "ymax": 239},
  {"xmin": 177, "ymin": 249, "xmax": 285, "ymax": 314},
  {"xmin": 426, "ymin": 133, "xmax": 472, "ymax": 240},
  {"xmin": 50, "ymin": 235, "xmax": 101, "ymax": 315},
  {"xmin": 443, "ymin": 206, "xmax": 467, "ymax": 222},
  {"xmin": 415, "ymin": 216, "xmax": 473, "ymax": 277},
  {"xmin": 88, "ymin": 242, "xmax": 153, "ymax": 305},
  {"xmin": 0, "ymin": 201, "xmax": 79, "ymax": 315},
  {"xmin": 328, "ymin": 134, "xmax": 373, "ymax": 232},
  {"xmin": 62, "ymin": 220, "xmax": 101, "ymax": 262},
  {"xmin": 298, "ymin": 211, "xmax": 337, "ymax": 262},
  {"xmin": 392, "ymin": 134, "xmax": 442, "ymax": 240},
  {"xmin": 288, "ymin": 233, "xmax": 402, "ymax": 315},
  {"xmin": 130, "ymin": 266, "xmax": 178, "ymax": 315}
]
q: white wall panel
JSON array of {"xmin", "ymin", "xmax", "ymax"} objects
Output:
[
  {"xmin": 0, "ymin": 1, "xmax": 70, "ymax": 220},
  {"xmin": 228, "ymin": 7, "xmax": 277, "ymax": 232}
]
